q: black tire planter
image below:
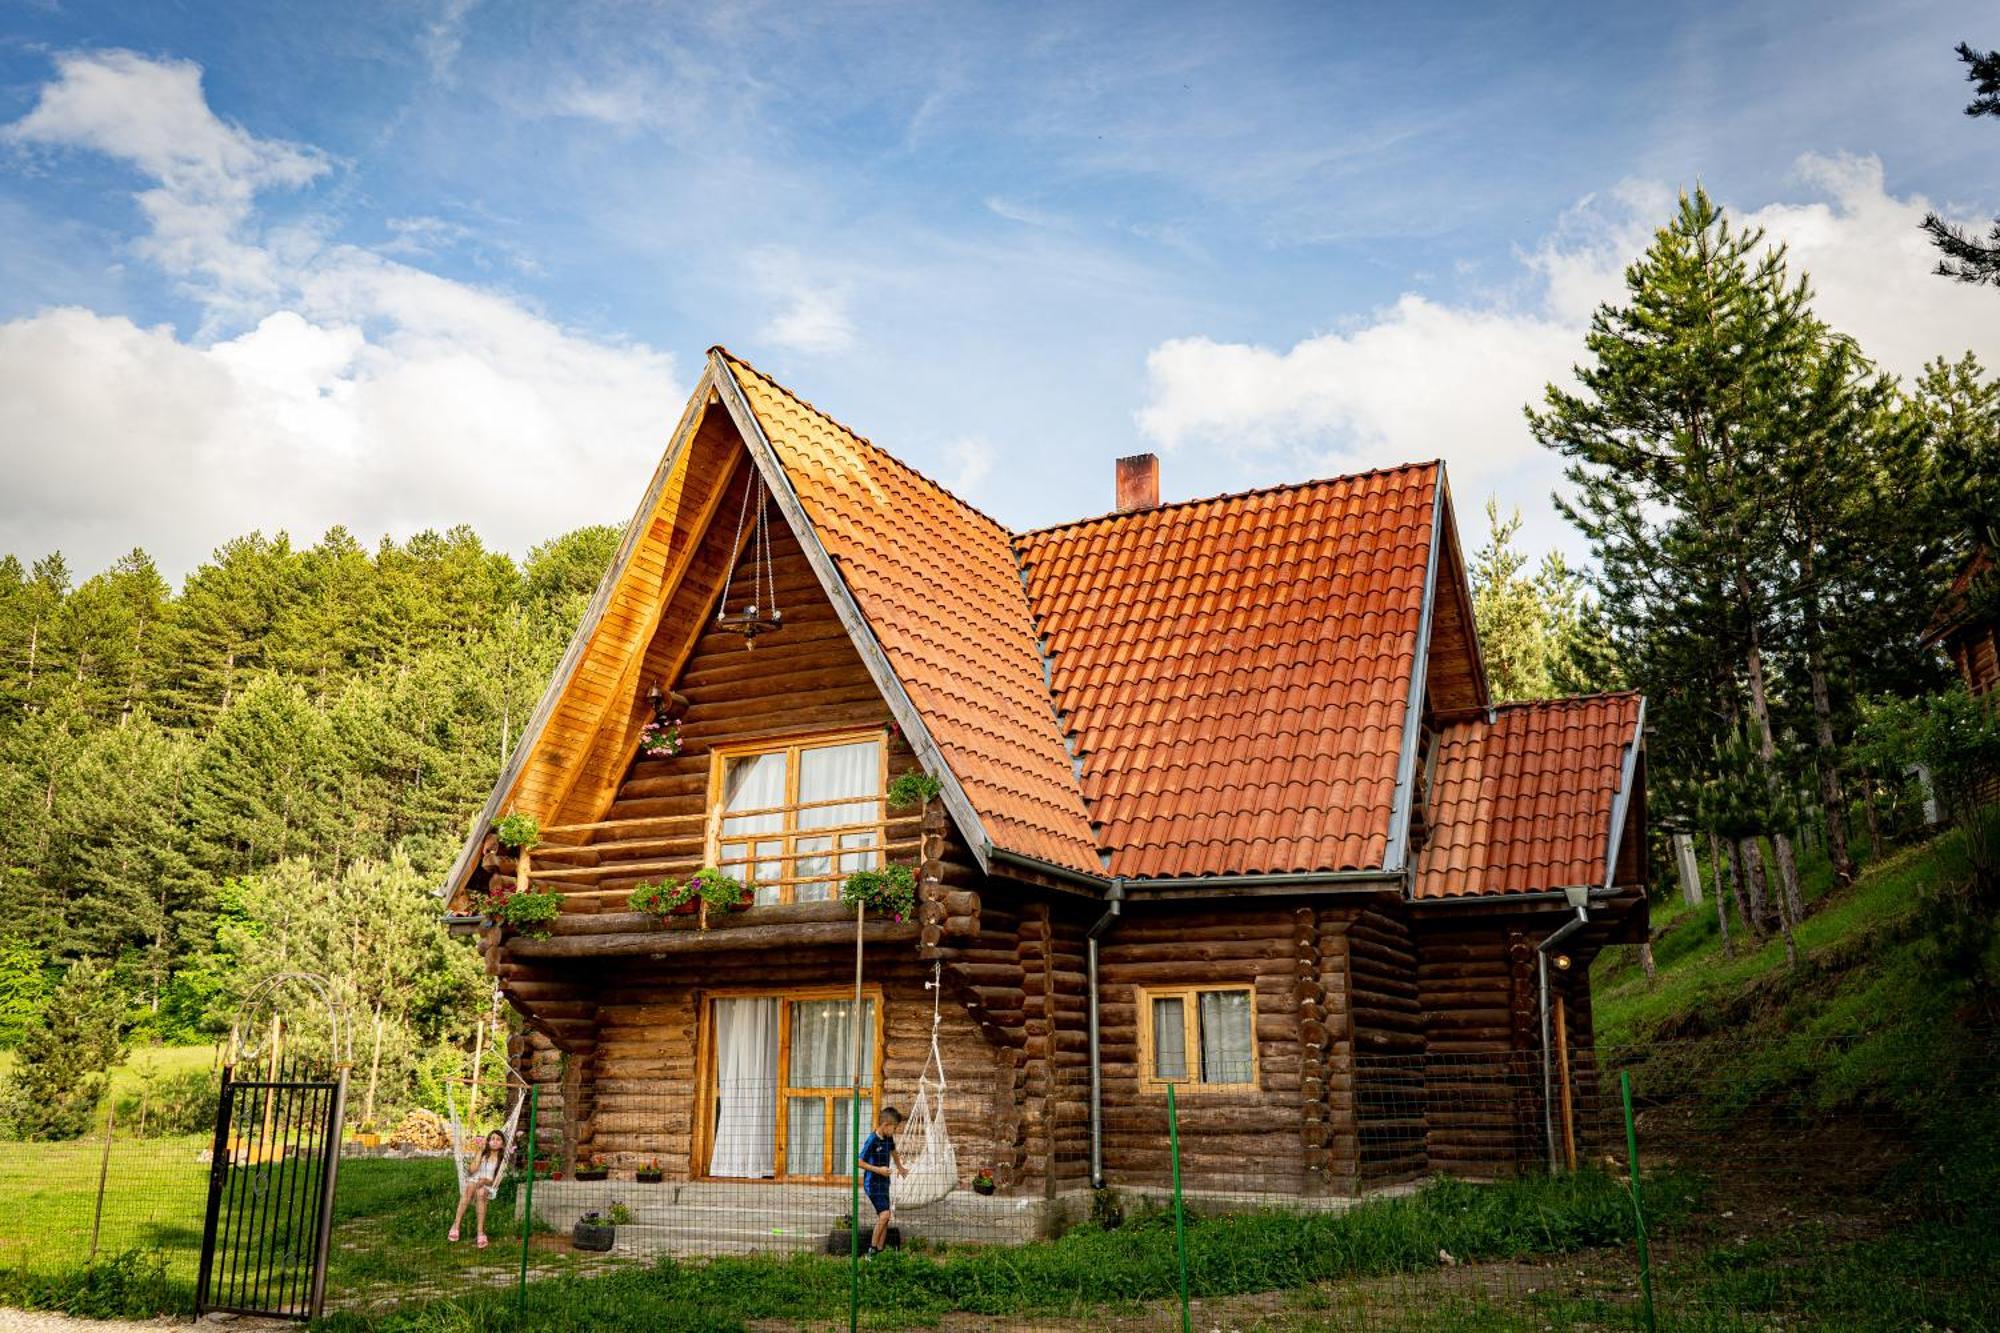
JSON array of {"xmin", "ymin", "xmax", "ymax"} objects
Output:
[
  {"xmin": 572, "ymin": 1217, "xmax": 615, "ymax": 1252},
  {"xmin": 972, "ymin": 1182, "xmax": 995, "ymax": 1196},
  {"xmin": 635, "ymin": 1173, "xmax": 665, "ymax": 1184},
  {"xmin": 573, "ymin": 1170, "xmax": 609, "ymax": 1181},
  {"xmin": 825, "ymin": 1226, "xmax": 900, "ymax": 1255}
]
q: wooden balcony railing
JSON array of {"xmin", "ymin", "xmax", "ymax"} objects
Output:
[{"xmin": 501, "ymin": 803, "xmax": 921, "ymax": 911}]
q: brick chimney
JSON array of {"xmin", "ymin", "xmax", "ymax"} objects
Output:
[{"xmin": 1115, "ymin": 453, "xmax": 1160, "ymax": 512}]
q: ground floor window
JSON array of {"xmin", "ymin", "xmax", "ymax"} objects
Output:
[
  {"xmin": 700, "ymin": 988, "xmax": 882, "ymax": 1180},
  {"xmin": 1137, "ymin": 985, "xmax": 1257, "ymax": 1091}
]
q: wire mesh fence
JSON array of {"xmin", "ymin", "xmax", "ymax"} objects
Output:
[{"xmin": 0, "ymin": 1030, "xmax": 1994, "ymax": 1329}]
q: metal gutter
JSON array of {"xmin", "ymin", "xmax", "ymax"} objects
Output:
[
  {"xmin": 1409, "ymin": 884, "xmax": 1625, "ymax": 910},
  {"xmin": 1382, "ymin": 471, "xmax": 1448, "ymax": 876},
  {"xmin": 1536, "ymin": 887, "xmax": 1590, "ymax": 1174},
  {"xmin": 987, "ymin": 846, "xmax": 1402, "ymax": 897},
  {"xmin": 710, "ymin": 352, "xmax": 1000, "ymax": 875},
  {"xmin": 1085, "ymin": 879, "xmax": 1125, "ymax": 1190}
]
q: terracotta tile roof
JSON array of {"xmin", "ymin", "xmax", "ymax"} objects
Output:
[
  {"xmin": 1016, "ymin": 465, "xmax": 1441, "ymax": 879},
  {"xmin": 717, "ymin": 350, "xmax": 1103, "ymax": 874},
  {"xmin": 1412, "ymin": 693, "xmax": 1642, "ymax": 900}
]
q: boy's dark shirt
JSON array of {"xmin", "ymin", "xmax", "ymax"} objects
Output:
[{"xmin": 858, "ymin": 1130, "xmax": 896, "ymax": 1186}]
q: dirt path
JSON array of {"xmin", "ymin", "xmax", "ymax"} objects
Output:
[{"xmin": 0, "ymin": 1315, "xmax": 286, "ymax": 1333}]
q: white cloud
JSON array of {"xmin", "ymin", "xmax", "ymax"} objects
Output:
[
  {"xmin": 1135, "ymin": 155, "xmax": 2000, "ymax": 559},
  {"xmin": 423, "ymin": 0, "xmax": 480, "ymax": 85},
  {"xmin": 941, "ymin": 437, "xmax": 994, "ymax": 496},
  {"xmin": 0, "ymin": 50, "xmax": 679, "ymax": 578},
  {"xmin": 751, "ymin": 249, "xmax": 856, "ymax": 356}
]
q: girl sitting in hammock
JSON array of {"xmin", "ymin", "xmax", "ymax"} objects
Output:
[{"xmin": 448, "ymin": 1130, "xmax": 506, "ymax": 1248}]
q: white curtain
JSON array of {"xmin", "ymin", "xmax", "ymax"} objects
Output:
[
  {"xmin": 796, "ymin": 741, "xmax": 882, "ymax": 900},
  {"xmin": 722, "ymin": 752, "xmax": 788, "ymax": 903},
  {"xmin": 1151, "ymin": 996, "xmax": 1187, "ymax": 1081},
  {"xmin": 1198, "ymin": 990, "xmax": 1254, "ymax": 1085},
  {"xmin": 709, "ymin": 998, "xmax": 779, "ymax": 1177},
  {"xmin": 786, "ymin": 998, "xmax": 873, "ymax": 1176}
]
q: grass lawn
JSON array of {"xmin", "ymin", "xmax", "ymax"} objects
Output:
[{"xmin": 0, "ymin": 1042, "xmax": 221, "ymax": 1099}]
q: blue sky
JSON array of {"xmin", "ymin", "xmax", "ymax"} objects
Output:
[{"xmin": 1, "ymin": 0, "xmax": 1994, "ymax": 579}]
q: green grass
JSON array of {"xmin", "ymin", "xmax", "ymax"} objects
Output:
[
  {"xmin": 310, "ymin": 1170, "xmax": 1691, "ymax": 1332},
  {"xmin": 0, "ymin": 1041, "xmax": 220, "ymax": 1101}
]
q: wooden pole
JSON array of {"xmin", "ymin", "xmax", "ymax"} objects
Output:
[
  {"xmin": 363, "ymin": 1006, "xmax": 384, "ymax": 1128},
  {"xmin": 849, "ymin": 896, "xmax": 864, "ymax": 1333},
  {"xmin": 87, "ymin": 1103, "xmax": 116, "ymax": 1264},
  {"xmin": 1555, "ymin": 995, "xmax": 1576, "ymax": 1173},
  {"xmin": 469, "ymin": 1008, "xmax": 488, "ymax": 1128}
]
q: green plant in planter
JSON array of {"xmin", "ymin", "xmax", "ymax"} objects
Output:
[
  {"xmin": 886, "ymin": 771, "xmax": 942, "ymax": 809},
  {"xmin": 692, "ymin": 867, "xmax": 750, "ymax": 911},
  {"xmin": 843, "ymin": 863, "xmax": 919, "ymax": 921},
  {"xmin": 494, "ymin": 812, "xmax": 542, "ymax": 851},
  {"xmin": 629, "ymin": 878, "xmax": 696, "ymax": 916},
  {"xmin": 496, "ymin": 889, "xmax": 564, "ymax": 938}
]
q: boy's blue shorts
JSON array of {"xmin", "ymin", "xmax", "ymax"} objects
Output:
[{"xmin": 865, "ymin": 1180, "xmax": 891, "ymax": 1214}]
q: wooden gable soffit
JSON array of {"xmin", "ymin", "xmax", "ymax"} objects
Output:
[
  {"xmin": 439, "ymin": 363, "xmax": 726, "ymax": 908},
  {"xmin": 1383, "ymin": 467, "xmax": 1447, "ymax": 879},
  {"xmin": 707, "ymin": 350, "xmax": 999, "ymax": 875},
  {"xmin": 1431, "ymin": 480, "xmax": 1492, "ymax": 714}
]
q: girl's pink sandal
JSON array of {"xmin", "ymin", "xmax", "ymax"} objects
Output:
[
  {"xmin": 476, "ymin": 1234, "xmax": 489, "ymax": 1249},
  {"xmin": 447, "ymin": 1227, "xmax": 460, "ymax": 1242}
]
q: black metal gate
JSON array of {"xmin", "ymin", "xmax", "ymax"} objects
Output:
[{"xmin": 195, "ymin": 1063, "xmax": 348, "ymax": 1320}]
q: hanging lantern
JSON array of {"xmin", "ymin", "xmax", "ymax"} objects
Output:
[{"xmin": 717, "ymin": 468, "xmax": 784, "ymax": 649}]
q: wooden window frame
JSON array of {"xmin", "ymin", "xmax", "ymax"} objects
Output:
[
  {"xmin": 1135, "ymin": 984, "xmax": 1260, "ymax": 1094},
  {"xmin": 704, "ymin": 729, "xmax": 890, "ymax": 906},
  {"xmin": 691, "ymin": 984, "xmax": 888, "ymax": 1183}
]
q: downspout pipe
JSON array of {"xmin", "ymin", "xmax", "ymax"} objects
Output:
[
  {"xmin": 1086, "ymin": 878, "xmax": 1126, "ymax": 1190},
  {"xmin": 1537, "ymin": 890, "xmax": 1590, "ymax": 1174}
]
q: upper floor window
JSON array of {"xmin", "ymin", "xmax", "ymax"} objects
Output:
[
  {"xmin": 1138, "ymin": 985, "xmax": 1258, "ymax": 1092},
  {"xmin": 707, "ymin": 732, "xmax": 886, "ymax": 905}
]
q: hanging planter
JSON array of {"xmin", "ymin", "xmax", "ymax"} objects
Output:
[
  {"xmin": 843, "ymin": 864, "xmax": 919, "ymax": 922},
  {"xmin": 629, "ymin": 879, "xmax": 699, "ymax": 917},
  {"xmin": 494, "ymin": 812, "xmax": 541, "ymax": 851},
  {"xmin": 715, "ymin": 469, "xmax": 785, "ymax": 649},
  {"xmin": 693, "ymin": 867, "xmax": 753, "ymax": 913},
  {"xmin": 637, "ymin": 718, "xmax": 682, "ymax": 759},
  {"xmin": 887, "ymin": 771, "xmax": 943, "ymax": 809}
]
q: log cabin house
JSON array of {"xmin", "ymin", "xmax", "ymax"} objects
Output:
[
  {"xmin": 1929, "ymin": 544, "xmax": 2000, "ymax": 701},
  {"xmin": 443, "ymin": 347, "xmax": 1648, "ymax": 1206}
]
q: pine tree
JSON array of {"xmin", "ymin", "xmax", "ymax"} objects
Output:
[
  {"xmin": 1922, "ymin": 43, "xmax": 2000, "ymax": 286},
  {"xmin": 0, "ymin": 957, "xmax": 126, "ymax": 1139},
  {"xmin": 1529, "ymin": 187, "xmax": 1813, "ymax": 929}
]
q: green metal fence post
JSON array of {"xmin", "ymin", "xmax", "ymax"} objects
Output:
[
  {"xmin": 1620, "ymin": 1070, "xmax": 1656, "ymax": 1333},
  {"xmin": 516, "ymin": 1085, "xmax": 538, "ymax": 1318},
  {"xmin": 1168, "ymin": 1082, "xmax": 1191, "ymax": 1333}
]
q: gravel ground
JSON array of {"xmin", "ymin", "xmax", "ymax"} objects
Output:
[{"xmin": 0, "ymin": 1315, "xmax": 286, "ymax": 1333}]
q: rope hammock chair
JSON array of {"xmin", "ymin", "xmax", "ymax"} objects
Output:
[
  {"xmin": 444, "ymin": 986, "xmax": 530, "ymax": 1199},
  {"xmin": 890, "ymin": 965, "xmax": 958, "ymax": 1211},
  {"xmin": 445, "ymin": 1077, "xmax": 529, "ymax": 1199}
]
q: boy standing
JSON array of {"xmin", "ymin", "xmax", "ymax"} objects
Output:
[{"xmin": 856, "ymin": 1106, "xmax": 904, "ymax": 1256}]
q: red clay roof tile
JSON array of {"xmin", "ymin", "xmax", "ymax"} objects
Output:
[
  {"xmin": 1016, "ymin": 464, "xmax": 1440, "ymax": 878},
  {"xmin": 1413, "ymin": 693, "xmax": 1642, "ymax": 899}
]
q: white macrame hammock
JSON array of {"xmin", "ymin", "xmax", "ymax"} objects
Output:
[
  {"xmin": 446, "ymin": 1081, "xmax": 528, "ymax": 1199},
  {"xmin": 890, "ymin": 966, "xmax": 958, "ymax": 1211}
]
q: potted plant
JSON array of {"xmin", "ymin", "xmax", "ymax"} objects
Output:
[
  {"xmin": 635, "ymin": 1158, "xmax": 664, "ymax": 1184},
  {"xmin": 354, "ymin": 1119, "xmax": 381, "ymax": 1150},
  {"xmin": 494, "ymin": 812, "xmax": 541, "ymax": 851},
  {"xmin": 692, "ymin": 867, "xmax": 753, "ymax": 913},
  {"xmin": 493, "ymin": 889, "xmax": 564, "ymax": 939},
  {"xmin": 637, "ymin": 718, "xmax": 682, "ymax": 759},
  {"xmin": 843, "ymin": 864, "xmax": 919, "ymax": 923},
  {"xmin": 886, "ymin": 770, "xmax": 942, "ymax": 809},
  {"xmin": 826, "ymin": 1211, "xmax": 900, "ymax": 1254},
  {"xmin": 574, "ymin": 1152, "xmax": 609, "ymax": 1182},
  {"xmin": 971, "ymin": 1167, "xmax": 996, "ymax": 1196},
  {"xmin": 629, "ymin": 878, "xmax": 698, "ymax": 917},
  {"xmin": 572, "ymin": 1210, "xmax": 615, "ymax": 1252}
]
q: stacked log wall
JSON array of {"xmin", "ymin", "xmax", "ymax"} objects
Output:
[
  {"xmin": 1349, "ymin": 905, "xmax": 1427, "ymax": 1182},
  {"xmin": 1094, "ymin": 904, "xmax": 1308, "ymax": 1195},
  {"xmin": 1413, "ymin": 916, "xmax": 1528, "ymax": 1178}
]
